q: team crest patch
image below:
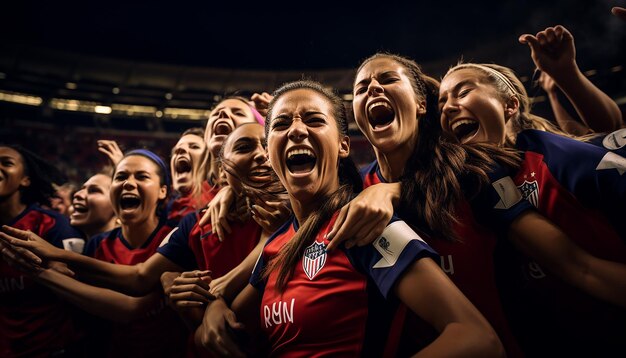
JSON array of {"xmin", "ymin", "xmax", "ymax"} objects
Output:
[
  {"xmin": 302, "ymin": 241, "xmax": 327, "ymax": 280},
  {"xmin": 518, "ymin": 180, "xmax": 539, "ymax": 208}
]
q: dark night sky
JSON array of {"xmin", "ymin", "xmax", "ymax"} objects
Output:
[{"xmin": 2, "ymin": 1, "xmax": 624, "ymax": 72}]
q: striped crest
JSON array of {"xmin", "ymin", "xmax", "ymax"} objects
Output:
[{"xmin": 302, "ymin": 241, "xmax": 327, "ymax": 280}]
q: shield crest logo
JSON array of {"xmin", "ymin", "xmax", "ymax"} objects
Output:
[
  {"xmin": 518, "ymin": 180, "xmax": 539, "ymax": 208},
  {"xmin": 302, "ymin": 241, "xmax": 327, "ymax": 280}
]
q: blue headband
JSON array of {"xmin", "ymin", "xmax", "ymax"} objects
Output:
[{"xmin": 125, "ymin": 149, "xmax": 171, "ymax": 190}]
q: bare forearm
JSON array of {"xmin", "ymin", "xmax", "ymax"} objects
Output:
[
  {"xmin": 36, "ymin": 269, "xmax": 161, "ymax": 323},
  {"xmin": 510, "ymin": 212, "xmax": 626, "ymax": 309},
  {"xmin": 547, "ymin": 92, "xmax": 591, "ymax": 136},
  {"xmin": 56, "ymin": 250, "xmax": 176, "ymax": 296},
  {"xmin": 553, "ymin": 66, "xmax": 623, "ymax": 132}
]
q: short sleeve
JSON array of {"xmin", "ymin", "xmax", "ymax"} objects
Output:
[
  {"xmin": 156, "ymin": 212, "xmax": 198, "ymax": 271},
  {"xmin": 346, "ymin": 218, "xmax": 438, "ymax": 299}
]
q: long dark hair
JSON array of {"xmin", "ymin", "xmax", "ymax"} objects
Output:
[
  {"xmin": 262, "ymin": 80, "xmax": 363, "ymax": 292},
  {"xmin": 218, "ymin": 123, "xmax": 289, "ymax": 221},
  {"xmin": 3, "ymin": 144, "xmax": 67, "ymax": 206},
  {"xmin": 357, "ymin": 54, "xmax": 521, "ymax": 241}
]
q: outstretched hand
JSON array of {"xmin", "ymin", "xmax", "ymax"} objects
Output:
[
  {"xmin": 519, "ymin": 25, "xmax": 577, "ymax": 81},
  {"xmin": 0, "ymin": 225, "xmax": 62, "ymax": 267}
]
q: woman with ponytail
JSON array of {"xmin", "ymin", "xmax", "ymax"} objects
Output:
[
  {"xmin": 438, "ymin": 26, "xmax": 626, "ymax": 356},
  {"xmin": 325, "ymin": 50, "xmax": 626, "ymax": 357},
  {"xmin": 195, "ymin": 80, "xmax": 503, "ymax": 357}
]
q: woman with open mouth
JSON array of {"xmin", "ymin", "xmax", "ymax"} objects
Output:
[
  {"xmin": 167, "ymin": 127, "xmax": 211, "ymax": 221},
  {"xmin": 330, "ymin": 50, "xmax": 626, "ymax": 356},
  {"xmin": 70, "ymin": 169, "xmax": 118, "ymax": 239},
  {"xmin": 0, "ymin": 129, "xmax": 289, "ymax": 355},
  {"xmin": 437, "ymin": 25, "xmax": 626, "ymax": 356},
  {"xmin": 0, "ymin": 144, "xmax": 84, "ymax": 358},
  {"xmin": 158, "ymin": 122, "xmax": 289, "ymax": 342},
  {"xmin": 1, "ymin": 149, "xmax": 188, "ymax": 357},
  {"xmin": 195, "ymin": 80, "xmax": 504, "ymax": 357}
]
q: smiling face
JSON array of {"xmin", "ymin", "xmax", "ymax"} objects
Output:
[
  {"xmin": 170, "ymin": 134, "xmax": 207, "ymax": 194},
  {"xmin": 110, "ymin": 155, "xmax": 167, "ymax": 224},
  {"xmin": 205, "ymin": 99, "xmax": 257, "ymax": 157},
  {"xmin": 0, "ymin": 146, "xmax": 30, "ymax": 203},
  {"xmin": 221, "ymin": 123, "xmax": 271, "ymax": 196},
  {"xmin": 70, "ymin": 173, "xmax": 116, "ymax": 232},
  {"xmin": 352, "ymin": 57, "xmax": 425, "ymax": 156},
  {"xmin": 439, "ymin": 68, "xmax": 513, "ymax": 145},
  {"xmin": 267, "ymin": 88, "xmax": 349, "ymax": 207}
]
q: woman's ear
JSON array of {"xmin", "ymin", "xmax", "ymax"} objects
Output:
[
  {"xmin": 338, "ymin": 135, "xmax": 350, "ymax": 159},
  {"xmin": 417, "ymin": 99, "xmax": 427, "ymax": 115},
  {"xmin": 158, "ymin": 185, "xmax": 168, "ymax": 200},
  {"xmin": 505, "ymin": 95, "xmax": 520, "ymax": 119},
  {"xmin": 20, "ymin": 176, "xmax": 31, "ymax": 188}
]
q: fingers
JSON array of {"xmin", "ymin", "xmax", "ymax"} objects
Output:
[
  {"xmin": 198, "ymin": 207, "xmax": 211, "ymax": 226},
  {"xmin": 613, "ymin": 7, "xmax": 626, "ymax": 21},
  {"xmin": 0, "ymin": 240, "xmax": 42, "ymax": 273},
  {"xmin": 325, "ymin": 204, "xmax": 349, "ymax": 252},
  {"xmin": 1, "ymin": 225, "xmax": 33, "ymax": 241},
  {"xmin": 169, "ymin": 271, "xmax": 215, "ymax": 306},
  {"xmin": 0, "ymin": 231, "xmax": 38, "ymax": 252},
  {"xmin": 346, "ymin": 221, "xmax": 385, "ymax": 249}
]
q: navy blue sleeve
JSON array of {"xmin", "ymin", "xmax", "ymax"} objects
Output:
[
  {"xmin": 156, "ymin": 212, "xmax": 199, "ymax": 271},
  {"xmin": 83, "ymin": 231, "xmax": 109, "ymax": 257},
  {"xmin": 42, "ymin": 209, "xmax": 86, "ymax": 253},
  {"xmin": 469, "ymin": 160, "xmax": 534, "ymax": 234},
  {"xmin": 346, "ymin": 217, "xmax": 438, "ymax": 299}
]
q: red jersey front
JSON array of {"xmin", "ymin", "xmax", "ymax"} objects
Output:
[
  {"xmin": 0, "ymin": 204, "xmax": 84, "ymax": 358},
  {"xmin": 250, "ymin": 214, "xmax": 438, "ymax": 357},
  {"xmin": 84, "ymin": 221, "xmax": 187, "ymax": 357}
]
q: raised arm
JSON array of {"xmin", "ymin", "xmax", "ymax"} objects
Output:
[
  {"xmin": 396, "ymin": 258, "xmax": 505, "ymax": 357},
  {"xmin": 508, "ymin": 210, "xmax": 626, "ymax": 309},
  {"xmin": 538, "ymin": 72, "xmax": 592, "ymax": 136},
  {"xmin": 519, "ymin": 25, "xmax": 623, "ymax": 132}
]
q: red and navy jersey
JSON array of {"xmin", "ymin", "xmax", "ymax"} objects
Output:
[
  {"xmin": 250, "ymin": 214, "xmax": 437, "ymax": 357},
  {"xmin": 0, "ymin": 204, "xmax": 85, "ymax": 358},
  {"xmin": 515, "ymin": 129, "xmax": 626, "ymax": 240},
  {"xmin": 157, "ymin": 210, "xmax": 261, "ymax": 278},
  {"xmin": 360, "ymin": 161, "xmax": 528, "ymax": 357},
  {"xmin": 166, "ymin": 181, "xmax": 219, "ymax": 222},
  {"xmin": 492, "ymin": 129, "xmax": 626, "ymax": 356},
  {"xmin": 83, "ymin": 220, "xmax": 187, "ymax": 358},
  {"xmin": 84, "ymin": 219, "xmax": 178, "ymax": 264}
]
